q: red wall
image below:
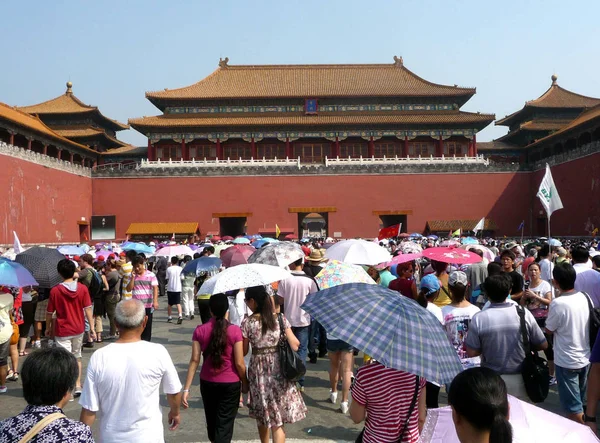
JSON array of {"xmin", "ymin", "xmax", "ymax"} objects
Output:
[
  {"xmin": 92, "ymin": 171, "xmax": 532, "ymax": 239},
  {"xmin": 0, "ymin": 154, "xmax": 92, "ymax": 244}
]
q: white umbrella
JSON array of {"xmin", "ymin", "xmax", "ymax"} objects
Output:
[
  {"xmin": 154, "ymin": 245, "xmax": 194, "ymax": 258},
  {"xmin": 419, "ymin": 395, "xmax": 599, "ymax": 442},
  {"xmin": 324, "ymin": 239, "xmax": 391, "ymax": 265},
  {"xmin": 199, "ymin": 263, "xmax": 291, "ymax": 295}
]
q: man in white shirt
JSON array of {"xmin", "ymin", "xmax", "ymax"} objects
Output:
[
  {"xmin": 572, "ymin": 246, "xmax": 600, "ymax": 307},
  {"xmin": 277, "ymin": 257, "xmax": 318, "ymax": 390},
  {"xmin": 165, "ymin": 256, "xmax": 183, "ymax": 324},
  {"xmin": 79, "ymin": 299, "xmax": 182, "ymax": 443},
  {"xmin": 545, "ymin": 263, "xmax": 591, "ymax": 424}
]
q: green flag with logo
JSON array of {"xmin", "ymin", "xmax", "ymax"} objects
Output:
[{"xmin": 537, "ymin": 164, "xmax": 563, "ymax": 217}]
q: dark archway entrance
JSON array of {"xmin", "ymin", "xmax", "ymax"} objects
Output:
[
  {"xmin": 299, "ymin": 212, "xmax": 327, "ymax": 238},
  {"xmin": 379, "ymin": 214, "xmax": 407, "ymax": 232},
  {"xmin": 219, "ymin": 217, "xmax": 247, "ymax": 237}
]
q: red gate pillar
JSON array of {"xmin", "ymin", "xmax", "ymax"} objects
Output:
[
  {"xmin": 251, "ymin": 137, "xmax": 257, "ymax": 158},
  {"xmin": 216, "ymin": 138, "xmax": 223, "ymax": 160},
  {"xmin": 334, "ymin": 136, "xmax": 340, "ymax": 158},
  {"xmin": 468, "ymin": 140, "xmax": 474, "ymax": 157},
  {"xmin": 147, "ymin": 139, "xmax": 153, "ymax": 161},
  {"xmin": 285, "ymin": 137, "xmax": 291, "ymax": 158},
  {"xmin": 473, "ymin": 134, "xmax": 478, "ymax": 156},
  {"xmin": 57, "ymin": 149, "xmax": 62, "ymax": 160},
  {"xmin": 403, "ymin": 136, "xmax": 409, "ymax": 157},
  {"xmin": 43, "ymin": 144, "xmax": 48, "ymax": 156},
  {"xmin": 368, "ymin": 137, "xmax": 375, "ymax": 157}
]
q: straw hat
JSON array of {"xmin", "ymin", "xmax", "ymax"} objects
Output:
[{"xmin": 306, "ymin": 249, "xmax": 327, "ymax": 263}]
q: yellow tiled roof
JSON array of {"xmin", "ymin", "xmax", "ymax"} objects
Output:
[
  {"xmin": 126, "ymin": 222, "xmax": 199, "ymax": 235},
  {"xmin": 129, "ymin": 111, "xmax": 494, "ymax": 130},
  {"xmin": 527, "ymin": 104, "xmax": 600, "ymax": 149},
  {"xmin": 146, "ymin": 61, "xmax": 476, "ymax": 101},
  {"xmin": 19, "ymin": 85, "xmax": 129, "ymax": 130},
  {"xmin": 0, "ymin": 102, "xmax": 97, "ymax": 153},
  {"xmin": 53, "ymin": 126, "xmax": 127, "ymax": 148},
  {"xmin": 426, "ymin": 219, "xmax": 498, "ymax": 231}
]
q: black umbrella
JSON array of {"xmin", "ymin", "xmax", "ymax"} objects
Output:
[{"xmin": 15, "ymin": 247, "xmax": 66, "ymax": 289}]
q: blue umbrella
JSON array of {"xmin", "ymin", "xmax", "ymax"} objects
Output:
[
  {"xmin": 58, "ymin": 245, "xmax": 85, "ymax": 256},
  {"xmin": 121, "ymin": 242, "xmax": 154, "ymax": 254},
  {"xmin": 0, "ymin": 258, "xmax": 39, "ymax": 287},
  {"xmin": 301, "ymin": 283, "xmax": 463, "ymax": 384},
  {"xmin": 461, "ymin": 237, "xmax": 479, "ymax": 245},
  {"xmin": 427, "ymin": 235, "xmax": 439, "ymax": 240},
  {"xmin": 183, "ymin": 257, "xmax": 222, "ymax": 276},
  {"xmin": 548, "ymin": 238, "xmax": 562, "ymax": 247},
  {"xmin": 251, "ymin": 238, "xmax": 279, "ymax": 249},
  {"xmin": 409, "ymin": 233, "xmax": 423, "ymax": 239}
]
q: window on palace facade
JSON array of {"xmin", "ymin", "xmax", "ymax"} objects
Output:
[
  {"xmin": 189, "ymin": 144, "xmax": 216, "ymax": 159},
  {"xmin": 224, "ymin": 143, "xmax": 252, "ymax": 159},
  {"xmin": 374, "ymin": 142, "xmax": 400, "ymax": 158},
  {"xmin": 295, "ymin": 143, "xmax": 329, "ymax": 162},
  {"xmin": 156, "ymin": 145, "xmax": 181, "ymax": 160},
  {"xmin": 340, "ymin": 143, "xmax": 368, "ymax": 158},
  {"xmin": 409, "ymin": 142, "xmax": 434, "ymax": 157},
  {"xmin": 445, "ymin": 142, "xmax": 465, "ymax": 156},
  {"xmin": 257, "ymin": 144, "xmax": 286, "ymax": 159}
]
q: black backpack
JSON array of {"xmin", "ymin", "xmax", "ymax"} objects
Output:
[
  {"xmin": 584, "ymin": 292, "xmax": 600, "ymax": 349},
  {"xmin": 87, "ymin": 269, "xmax": 104, "ymax": 301}
]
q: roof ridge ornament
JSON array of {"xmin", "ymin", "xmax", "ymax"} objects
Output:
[
  {"xmin": 393, "ymin": 56, "xmax": 403, "ymax": 67},
  {"xmin": 66, "ymin": 81, "xmax": 73, "ymax": 95},
  {"xmin": 219, "ymin": 57, "xmax": 230, "ymax": 68},
  {"xmin": 551, "ymin": 74, "xmax": 558, "ymax": 85}
]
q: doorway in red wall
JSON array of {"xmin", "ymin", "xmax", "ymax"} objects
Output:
[{"xmin": 77, "ymin": 221, "xmax": 90, "ymax": 243}]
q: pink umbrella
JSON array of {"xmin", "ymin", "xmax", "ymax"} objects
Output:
[
  {"xmin": 459, "ymin": 244, "xmax": 495, "ymax": 262},
  {"xmin": 420, "ymin": 395, "xmax": 599, "ymax": 442},
  {"xmin": 220, "ymin": 245, "xmax": 255, "ymax": 268},
  {"xmin": 422, "ymin": 247, "xmax": 482, "ymax": 264},
  {"xmin": 440, "ymin": 239, "xmax": 460, "ymax": 247},
  {"xmin": 385, "ymin": 253, "xmax": 422, "ymax": 267}
]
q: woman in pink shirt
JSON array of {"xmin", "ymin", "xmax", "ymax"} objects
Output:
[{"xmin": 182, "ymin": 294, "xmax": 248, "ymax": 443}]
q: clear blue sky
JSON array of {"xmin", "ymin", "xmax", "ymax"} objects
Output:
[{"xmin": 2, "ymin": 0, "xmax": 599, "ymax": 146}]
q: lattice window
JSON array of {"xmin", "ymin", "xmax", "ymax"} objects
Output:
[
  {"xmin": 295, "ymin": 143, "xmax": 329, "ymax": 163},
  {"xmin": 224, "ymin": 143, "xmax": 252, "ymax": 160},
  {"xmin": 257, "ymin": 144, "xmax": 286, "ymax": 159},
  {"xmin": 340, "ymin": 143, "xmax": 368, "ymax": 158},
  {"xmin": 409, "ymin": 142, "xmax": 434, "ymax": 157},
  {"xmin": 374, "ymin": 142, "xmax": 400, "ymax": 158},
  {"xmin": 445, "ymin": 142, "xmax": 465, "ymax": 156},
  {"xmin": 156, "ymin": 145, "xmax": 181, "ymax": 160},
  {"xmin": 189, "ymin": 144, "xmax": 216, "ymax": 159}
]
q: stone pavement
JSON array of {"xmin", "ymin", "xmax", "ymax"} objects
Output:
[{"xmin": 0, "ymin": 303, "xmax": 568, "ymax": 442}]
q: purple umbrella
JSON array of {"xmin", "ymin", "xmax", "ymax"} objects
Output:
[{"xmin": 0, "ymin": 258, "xmax": 39, "ymax": 287}]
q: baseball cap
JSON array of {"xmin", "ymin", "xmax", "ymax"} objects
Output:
[
  {"xmin": 97, "ymin": 255, "xmax": 105, "ymax": 261},
  {"xmin": 73, "ymin": 255, "xmax": 81, "ymax": 262},
  {"xmin": 449, "ymin": 271, "xmax": 468, "ymax": 287},
  {"xmin": 119, "ymin": 251, "xmax": 126, "ymax": 257},
  {"xmin": 420, "ymin": 274, "xmax": 440, "ymax": 296}
]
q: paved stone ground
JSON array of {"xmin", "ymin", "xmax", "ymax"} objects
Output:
[{"xmin": 0, "ymin": 304, "xmax": 568, "ymax": 442}]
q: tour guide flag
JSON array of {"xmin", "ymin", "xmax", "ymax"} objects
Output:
[
  {"xmin": 473, "ymin": 218, "xmax": 485, "ymax": 234},
  {"xmin": 275, "ymin": 224, "xmax": 281, "ymax": 239},
  {"xmin": 537, "ymin": 164, "xmax": 564, "ymax": 217},
  {"xmin": 451, "ymin": 228, "xmax": 461, "ymax": 237},
  {"xmin": 378, "ymin": 224, "xmax": 401, "ymax": 240}
]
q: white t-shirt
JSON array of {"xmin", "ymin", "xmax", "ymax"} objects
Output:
[
  {"xmin": 545, "ymin": 291, "xmax": 590, "ymax": 369},
  {"xmin": 539, "ymin": 258, "xmax": 554, "ymax": 283},
  {"xmin": 80, "ymin": 341, "xmax": 182, "ymax": 443},
  {"xmin": 441, "ymin": 304, "xmax": 481, "ymax": 368},
  {"xmin": 165, "ymin": 265, "xmax": 183, "ymax": 292},
  {"xmin": 483, "ymin": 298, "xmax": 518, "ymax": 310},
  {"xmin": 426, "ymin": 302, "xmax": 444, "ymax": 325},
  {"xmin": 574, "ymin": 264, "xmax": 600, "ymax": 307}
]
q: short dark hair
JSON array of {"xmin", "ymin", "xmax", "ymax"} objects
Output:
[
  {"xmin": 80, "ymin": 254, "xmax": 93, "ymax": 265},
  {"xmin": 292, "ymin": 257, "xmax": 303, "ymax": 267},
  {"xmin": 487, "ymin": 262, "xmax": 503, "ymax": 276},
  {"xmin": 132, "ymin": 255, "xmax": 145, "ymax": 267},
  {"xmin": 593, "ymin": 255, "xmax": 600, "ymax": 268},
  {"xmin": 22, "ymin": 347, "xmax": 78, "ymax": 405},
  {"xmin": 57, "ymin": 259, "xmax": 76, "ymax": 279},
  {"xmin": 484, "ymin": 274, "xmax": 512, "ymax": 303},
  {"xmin": 170, "ymin": 256, "xmax": 179, "ymax": 265},
  {"xmin": 571, "ymin": 246, "xmax": 589, "ymax": 264},
  {"xmin": 193, "ymin": 252, "xmax": 201, "ymax": 259},
  {"xmin": 126, "ymin": 250, "xmax": 137, "ymax": 261},
  {"xmin": 500, "ymin": 249, "xmax": 516, "ymax": 261},
  {"xmin": 539, "ymin": 243, "xmax": 550, "ymax": 258},
  {"xmin": 552, "ymin": 262, "xmax": 576, "ymax": 291},
  {"xmin": 203, "ymin": 246, "xmax": 215, "ymax": 255}
]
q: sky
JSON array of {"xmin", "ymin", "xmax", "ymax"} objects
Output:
[{"xmin": 2, "ymin": 0, "xmax": 599, "ymax": 146}]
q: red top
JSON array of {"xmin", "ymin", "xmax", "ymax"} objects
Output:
[
  {"xmin": 389, "ymin": 278, "xmax": 415, "ymax": 299},
  {"xmin": 47, "ymin": 282, "xmax": 92, "ymax": 337},
  {"xmin": 352, "ymin": 362, "xmax": 425, "ymax": 443},
  {"xmin": 193, "ymin": 318, "xmax": 243, "ymax": 383}
]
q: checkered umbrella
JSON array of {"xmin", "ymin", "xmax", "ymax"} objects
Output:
[
  {"xmin": 14, "ymin": 247, "xmax": 66, "ymax": 289},
  {"xmin": 301, "ymin": 283, "xmax": 463, "ymax": 384}
]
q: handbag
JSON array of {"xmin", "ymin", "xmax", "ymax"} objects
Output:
[
  {"xmin": 516, "ymin": 306, "xmax": 549, "ymax": 403},
  {"xmin": 9, "ymin": 312, "xmax": 19, "ymax": 346},
  {"xmin": 277, "ymin": 314, "xmax": 306, "ymax": 382},
  {"xmin": 355, "ymin": 375, "xmax": 420, "ymax": 443}
]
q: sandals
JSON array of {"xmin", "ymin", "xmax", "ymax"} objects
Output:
[
  {"xmin": 7, "ymin": 370, "xmax": 19, "ymax": 381},
  {"xmin": 18, "ymin": 351, "xmax": 28, "ymax": 357}
]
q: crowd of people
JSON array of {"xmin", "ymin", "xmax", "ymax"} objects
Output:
[{"xmin": 1, "ymin": 234, "xmax": 600, "ymax": 442}]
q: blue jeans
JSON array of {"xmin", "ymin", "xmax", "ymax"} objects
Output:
[
  {"xmin": 291, "ymin": 326, "xmax": 309, "ymax": 386},
  {"xmin": 308, "ymin": 319, "xmax": 327, "ymax": 356},
  {"xmin": 555, "ymin": 364, "xmax": 589, "ymax": 414}
]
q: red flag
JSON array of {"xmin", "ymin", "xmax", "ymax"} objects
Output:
[{"xmin": 378, "ymin": 224, "xmax": 400, "ymax": 240}]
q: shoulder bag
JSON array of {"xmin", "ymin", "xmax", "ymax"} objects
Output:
[
  {"xmin": 18, "ymin": 412, "xmax": 65, "ymax": 443},
  {"xmin": 355, "ymin": 375, "xmax": 420, "ymax": 443},
  {"xmin": 277, "ymin": 314, "xmax": 306, "ymax": 382},
  {"xmin": 516, "ymin": 305, "xmax": 549, "ymax": 403}
]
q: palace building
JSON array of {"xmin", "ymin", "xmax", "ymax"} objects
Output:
[{"xmin": 1, "ymin": 58, "xmax": 600, "ymax": 244}]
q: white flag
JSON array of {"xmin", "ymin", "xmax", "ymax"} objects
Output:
[
  {"xmin": 537, "ymin": 164, "xmax": 563, "ymax": 217},
  {"xmin": 13, "ymin": 231, "xmax": 24, "ymax": 254},
  {"xmin": 473, "ymin": 217, "xmax": 485, "ymax": 233}
]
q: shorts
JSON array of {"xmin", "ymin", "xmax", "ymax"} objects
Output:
[
  {"xmin": 55, "ymin": 334, "xmax": 84, "ymax": 359},
  {"xmin": 35, "ymin": 299, "xmax": 49, "ymax": 322},
  {"xmin": 167, "ymin": 291, "xmax": 181, "ymax": 306},
  {"xmin": 0, "ymin": 340, "xmax": 10, "ymax": 366},
  {"xmin": 327, "ymin": 339, "xmax": 354, "ymax": 353},
  {"xmin": 555, "ymin": 364, "xmax": 589, "ymax": 414}
]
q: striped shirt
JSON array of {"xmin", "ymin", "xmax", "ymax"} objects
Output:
[
  {"xmin": 132, "ymin": 271, "xmax": 158, "ymax": 308},
  {"xmin": 351, "ymin": 362, "xmax": 425, "ymax": 443}
]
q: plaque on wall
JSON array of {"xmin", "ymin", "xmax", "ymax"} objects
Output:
[
  {"xmin": 91, "ymin": 215, "xmax": 116, "ymax": 240},
  {"xmin": 305, "ymin": 99, "xmax": 318, "ymax": 115}
]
